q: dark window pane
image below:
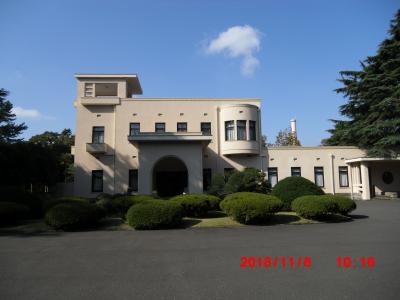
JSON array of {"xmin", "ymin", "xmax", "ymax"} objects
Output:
[
  {"xmin": 129, "ymin": 169, "xmax": 138, "ymax": 192},
  {"xmin": 92, "ymin": 126, "xmax": 104, "ymax": 144},
  {"xmin": 237, "ymin": 120, "xmax": 247, "ymax": 141},
  {"xmin": 268, "ymin": 167, "xmax": 278, "ymax": 187},
  {"xmin": 249, "ymin": 121, "xmax": 256, "ymax": 141},
  {"xmin": 177, "ymin": 122, "xmax": 187, "ymax": 132},
  {"xmin": 201, "ymin": 122, "xmax": 211, "ymax": 135},
  {"xmin": 339, "ymin": 166, "xmax": 349, "ymax": 187},
  {"xmin": 155, "ymin": 123, "xmax": 165, "ymax": 133},
  {"xmin": 314, "ymin": 167, "xmax": 324, "ymax": 187},
  {"xmin": 225, "ymin": 121, "xmax": 234, "ymax": 141},
  {"xmin": 91, "ymin": 170, "xmax": 103, "ymax": 192},
  {"xmin": 203, "ymin": 168, "xmax": 212, "ymax": 191},
  {"xmin": 291, "ymin": 167, "xmax": 301, "ymax": 177},
  {"xmin": 130, "ymin": 123, "xmax": 140, "ymax": 136}
]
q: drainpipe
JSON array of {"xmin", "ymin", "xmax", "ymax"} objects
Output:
[{"xmin": 330, "ymin": 153, "xmax": 335, "ymax": 195}]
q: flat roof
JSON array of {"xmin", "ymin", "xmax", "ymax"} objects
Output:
[
  {"xmin": 267, "ymin": 146, "xmax": 361, "ymax": 150},
  {"xmin": 74, "ymin": 73, "xmax": 142, "ymax": 94},
  {"xmin": 345, "ymin": 157, "xmax": 400, "ymax": 163}
]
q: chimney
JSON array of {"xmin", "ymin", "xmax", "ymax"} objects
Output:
[{"xmin": 290, "ymin": 119, "xmax": 297, "ymax": 136}]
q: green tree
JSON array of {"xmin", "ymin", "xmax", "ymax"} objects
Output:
[
  {"xmin": 208, "ymin": 173, "xmax": 225, "ymax": 196},
  {"xmin": 29, "ymin": 128, "xmax": 75, "ymax": 183},
  {"xmin": 274, "ymin": 127, "xmax": 301, "ymax": 146},
  {"xmin": 0, "ymin": 89, "xmax": 27, "ymax": 143},
  {"xmin": 323, "ymin": 10, "xmax": 400, "ymax": 157},
  {"xmin": 224, "ymin": 168, "xmax": 271, "ymax": 194}
]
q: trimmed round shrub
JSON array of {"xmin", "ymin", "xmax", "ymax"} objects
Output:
[
  {"xmin": 109, "ymin": 195, "xmax": 156, "ymax": 218},
  {"xmin": 322, "ymin": 195, "xmax": 356, "ymax": 215},
  {"xmin": 0, "ymin": 202, "xmax": 30, "ymax": 226},
  {"xmin": 170, "ymin": 194, "xmax": 221, "ymax": 217},
  {"xmin": 43, "ymin": 196, "xmax": 88, "ymax": 212},
  {"xmin": 126, "ymin": 201, "xmax": 183, "ymax": 230},
  {"xmin": 45, "ymin": 202, "xmax": 105, "ymax": 230},
  {"xmin": 272, "ymin": 177, "xmax": 324, "ymax": 210},
  {"xmin": 220, "ymin": 192, "xmax": 283, "ymax": 224},
  {"xmin": 291, "ymin": 195, "xmax": 338, "ymax": 219}
]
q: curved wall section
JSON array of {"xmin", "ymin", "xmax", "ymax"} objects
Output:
[{"xmin": 219, "ymin": 104, "xmax": 260, "ymax": 155}]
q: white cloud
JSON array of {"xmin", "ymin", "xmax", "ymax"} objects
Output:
[
  {"xmin": 12, "ymin": 106, "xmax": 42, "ymax": 119},
  {"xmin": 205, "ymin": 25, "xmax": 262, "ymax": 76}
]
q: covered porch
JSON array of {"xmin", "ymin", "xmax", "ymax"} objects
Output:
[{"xmin": 346, "ymin": 157, "xmax": 400, "ymax": 200}]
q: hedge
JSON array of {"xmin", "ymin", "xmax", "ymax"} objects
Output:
[
  {"xmin": 103, "ymin": 195, "xmax": 156, "ymax": 218},
  {"xmin": 169, "ymin": 194, "xmax": 221, "ymax": 217},
  {"xmin": 0, "ymin": 186, "xmax": 43, "ymax": 217},
  {"xmin": 0, "ymin": 202, "xmax": 30, "ymax": 226},
  {"xmin": 45, "ymin": 202, "xmax": 105, "ymax": 230},
  {"xmin": 322, "ymin": 195, "xmax": 356, "ymax": 215},
  {"xmin": 126, "ymin": 201, "xmax": 183, "ymax": 230},
  {"xmin": 291, "ymin": 195, "xmax": 337, "ymax": 219},
  {"xmin": 272, "ymin": 177, "xmax": 324, "ymax": 210},
  {"xmin": 220, "ymin": 192, "xmax": 283, "ymax": 224},
  {"xmin": 43, "ymin": 196, "xmax": 88, "ymax": 212}
]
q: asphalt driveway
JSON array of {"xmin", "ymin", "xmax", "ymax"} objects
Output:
[{"xmin": 1, "ymin": 200, "xmax": 400, "ymax": 300}]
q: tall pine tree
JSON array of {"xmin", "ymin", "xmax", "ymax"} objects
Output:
[
  {"xmin": 323, "ymin": 10, "xmax": 400, "ymax": 157},
  {"xmin": 0, "ymin": 88, "xmax": 27, "ymax": 143}
]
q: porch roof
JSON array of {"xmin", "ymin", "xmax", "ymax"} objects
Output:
[{"xmin": 345, "ymin": 157, "xmax": 400, "ymax": 164}]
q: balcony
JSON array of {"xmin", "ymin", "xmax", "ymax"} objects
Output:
[
  {"xmin": 221, "ymin": 140, "xmax": 260, "ymax": 156},
  {"xmin": 86, "ymin": 143, "xmax": 108, "ymax": 154},
  {"xmin": 81, "ymin": 96, "xmax": 120, "ymax": 106},
  {"xmin": 128, "ymin": 132, "xmax": 212, "ymax": 146}
]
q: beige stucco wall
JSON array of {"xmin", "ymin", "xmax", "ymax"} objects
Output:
[
  {"xmin": 73, "ymin": 75, "xmax": 263, "ymax": 197},
  {"xmin": 74, "ymin": 75, "xmax": 395, "ymax": 200},
  {"xmin": 265, "ymin": 146, "xmax": 367, "ymax": 194}
]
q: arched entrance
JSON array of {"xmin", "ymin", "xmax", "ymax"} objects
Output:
[{"xmin": 152, "ymin": 156, "xmax": 188, "ymax": 197}]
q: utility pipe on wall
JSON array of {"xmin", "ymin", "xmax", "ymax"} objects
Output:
[{"xmin": 330, "ymin": 153, "xmax": 336, "ymax": 195}]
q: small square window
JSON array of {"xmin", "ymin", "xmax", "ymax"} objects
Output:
[
  {"xmin": 177, "ymin": 122, "xmax": 187, "ymax": 132},
  {"xmin": 155, "ymin": 123, "xmax": 165, "ymax": 133}
]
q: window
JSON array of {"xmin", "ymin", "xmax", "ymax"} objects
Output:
[
  {"xmin": 339, "ymin": 166, "xmax": 349, "ymax": 187},
  {"xmin": 203, "ymin": 168, "xmax": 212, "ymax": 191},
  {"xmin": 95, "ymin": 83, "xmax": 118, "ymax": 97},
  {"xmin": 237, "ymin": 120, "xmax": 247, "ymax": 141},
  {"xmin": 382, "ymin": 171, "xmax": 394, "ymax": 184},
  {"xmin": 249, "ymin": 121, "xmax": 256, "ymax": 141},
  {"xmin": 92, "ymin": 126, "xmax": 104, "ymax": 144},
  {"xmin": 91, "ymin": 170, "xmax": 103, "ymax": 192},
  {"xmin": 291, "ymin": 167, "xmax": 301, "ymax": 177},
  {"xmin": 84, "ymin": 83, "xmax": 94, "ymax": 97},
  {"xmin": 224, "ymin": 168, "xmax": 235, "ymax": 182},
  {"xmin": 225, "ymin": 121, "xmax": 234, "ymax": 141},
  {"xmin": 314, "ymin": 167, "xmax": 324, "ymax": 187},
  {"xmin": 129, "ymin": 169, "xmax": 138, "ymax": 192},
  {"xmin": 177, "ymin": 122, "xmax": 187, "ymax": 132},
  {"xmin": 155, "ymin": 123, "xmax": 165, "ymax": 133},
  {"xmin": 201, "ymin": 122, "xmax": 211, "ymax": 136},
  {"xmin": 129, "ymin": 123, "xmax": 140, "ymax": 136},
  {"xmin": 268, "ymin": 167, "xmax": 278, "ymax": 187}
]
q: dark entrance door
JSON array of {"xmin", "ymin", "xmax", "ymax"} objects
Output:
[
  {"xmin": 153, "ymin": 156, "xmax": 188, "ymax": 197},
  {"xmin": 156, "ymin": 171, "xmax": 188, "ymax": 197}
]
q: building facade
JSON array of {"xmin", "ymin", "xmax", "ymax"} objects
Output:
[{"xmin": 72, "ymin": 74, "xmax": 400, "ymax": 200}]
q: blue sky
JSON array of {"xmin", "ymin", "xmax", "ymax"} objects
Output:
[{"xmin": 0, "ymin": 0, "xmax": 398, "ymax": 145}]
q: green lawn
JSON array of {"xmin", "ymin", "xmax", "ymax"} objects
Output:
[{"xmin": 0, "ymin": 211, "xmax": 352, "ymax": 234}]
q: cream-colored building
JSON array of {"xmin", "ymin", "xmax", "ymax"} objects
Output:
[{"xmin": 72, "ymin": 74, "xmax": 400, "ymax": 200}]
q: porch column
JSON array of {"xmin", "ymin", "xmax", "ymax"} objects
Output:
[{"xmin": 360, "ymin": 162, "xmax": 370, "ymax": 200}]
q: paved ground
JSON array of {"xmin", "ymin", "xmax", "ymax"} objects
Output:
[{"xmin": 1, "ymin": 200, "xmax": 400, "ymax": 300}]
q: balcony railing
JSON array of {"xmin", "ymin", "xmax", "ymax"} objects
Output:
[
  {"xmin": 86, "ymin": 143, "xmax": 108, "ymax": 154},
  {"xmin": 128, "ymin": 132, "xmax": 212, "ymax": 143}
]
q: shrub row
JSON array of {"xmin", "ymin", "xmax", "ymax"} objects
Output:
[
  {"xmin": 170, "ymin": 194, "xmax": 221, "ymax": 217},
  {"xmin": 291, "ymin": 195, "xmax": 356, "ymax": 219},
  {"xmin": 220, "ymin": 192, "xmax": 282, "ymax": 224},
  {"xmin": 126, "ymin": 201, "xmax": 183, "ymax": 230},
  {"xmin": 96, "ymin": 195, "xmax": 156, "ymax": 218},
  {"xmin": 272, "ymin": 177, "xmax": 325, "ymax": 211},
  {"xmin": 45, "ymin": 202, "xmax": 105, "ymax": 230}
]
